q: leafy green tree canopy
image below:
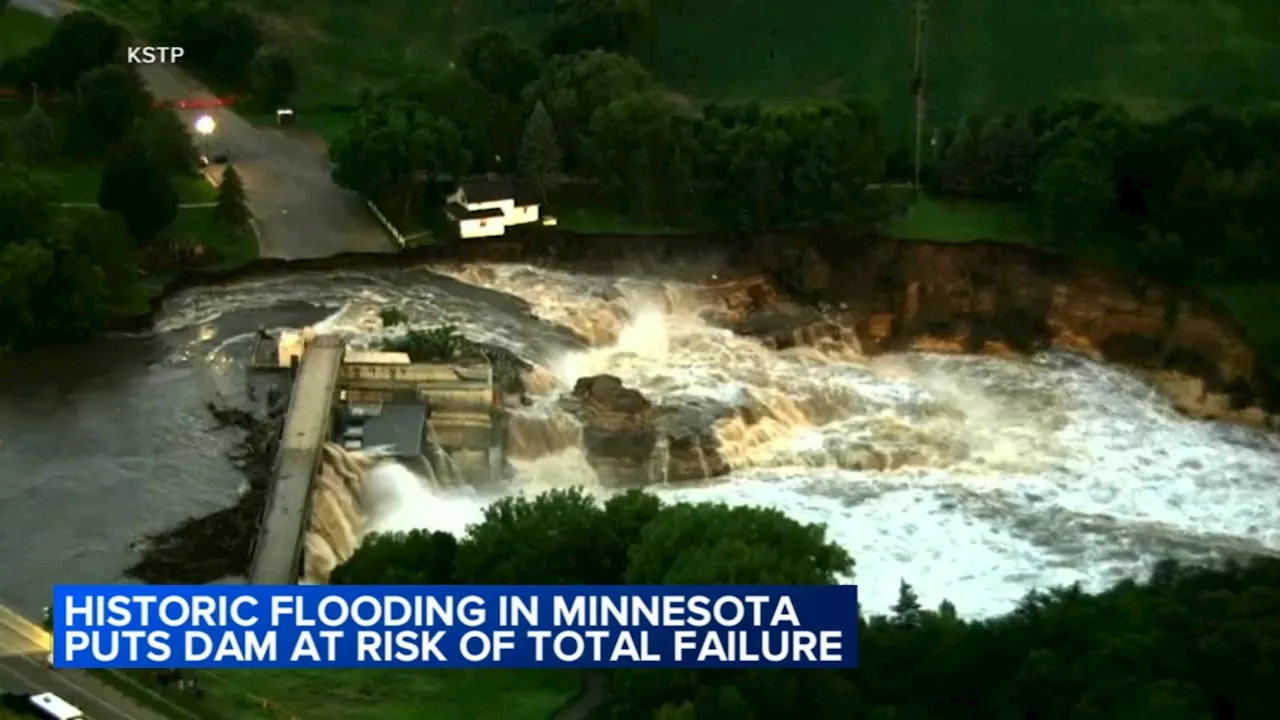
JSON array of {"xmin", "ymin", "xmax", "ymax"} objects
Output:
[
  {"xmin": 13, "ymin": 101, "xmax": 56, "ymax": 164},
  {"xmin": 249, "ymin": 47, "xmax": 298, "ymax": 109},
  {"xmin": 98, "ymin": 143, "xmax": 179, "ymax": 243},
  {"xmin": 67, "ymin": 65, "xmax": 151, "ymax": 155},
  {"xmin": 518, "ymin": 99, "xmax": 563, "ymax": 202},
  {"xmin": 134, "ymin": 108, "xmax": 200, "ymax": 176},
  {"xmin": 215, "ymin": 164, "xmax": 251, "ymax": 230},
  {"xmin": 458, "ymin": 29, "xmax": 543, "ymax": 101}
]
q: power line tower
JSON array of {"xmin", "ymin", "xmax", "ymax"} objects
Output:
[{"xmin": 911, "ymin": 0, "xmax": 929, "ymax": 198}]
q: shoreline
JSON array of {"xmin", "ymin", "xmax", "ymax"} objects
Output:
[{"xmin": 109, "ymin": 228, "xmax": 1279, "ymax": 427}]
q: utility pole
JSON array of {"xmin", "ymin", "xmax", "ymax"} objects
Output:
[{"xmin": 911, "ymin": 0, "xmax": 929, "ymax": 198}]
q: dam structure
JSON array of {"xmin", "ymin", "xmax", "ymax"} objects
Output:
[{"xmin": 247, "ymin": 330, "xmax": 502, "ymax": 585}]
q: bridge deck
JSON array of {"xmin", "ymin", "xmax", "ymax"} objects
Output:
[{"xmin": 249, "ymin": 336, "xmax": 344, "ymax": 585}]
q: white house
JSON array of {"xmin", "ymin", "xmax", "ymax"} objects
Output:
[{"xmin": 445, "ymin": 177, "xmax": 552, "ymax": 238}]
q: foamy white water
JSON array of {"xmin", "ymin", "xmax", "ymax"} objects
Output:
[
  {"xmin": 363, "ymin": 462, "xmax": 485, "ymax": 539},
  {"xmin": 222, "ymin": 263, "xmax": 1280, "ymax": 617}
]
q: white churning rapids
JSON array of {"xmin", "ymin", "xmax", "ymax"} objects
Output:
[{"xmin": 185, "ymin": 263, "xmax": 1280, "ymax": 616}]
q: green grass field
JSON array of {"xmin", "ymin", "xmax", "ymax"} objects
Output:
[
  {"xmin": 883, "ymin": 196, "xmax": 1035, "ymax": 243},
  {"xmin": 101, "ymin": 668, "xmax": 580, "ymax": 720},
  {"xmin": 0, "ymin": 7, "xmax": 56, "ymax": 62},
  {"xmin": 1206, "ymin": 283, "xmax": 1280, "ymax": 376}
]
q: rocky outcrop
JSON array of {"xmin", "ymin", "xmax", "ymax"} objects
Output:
[
  {"xmin": 561, "ymin": 375, "xmax": 731, "ymax": 487},
  {"xmin": 657, "ymin": 399, "xmax": 733, "ymax": 482},
  {"xmin": 563, "ymin": 375, "xmax": 660, "ymax": 487}
]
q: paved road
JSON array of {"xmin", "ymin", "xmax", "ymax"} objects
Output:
[
  {"xmin": 0, "ymin": 605, "xmax": 168, "ymax": 720},
  {"xmin": 14, "ymin": 0, "xmax": 397, "ymax": 260}
]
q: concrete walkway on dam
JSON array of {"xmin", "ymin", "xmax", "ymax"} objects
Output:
[{"xmin": 250, "ymin": 336, "xmax": 345, "ymax": 585}]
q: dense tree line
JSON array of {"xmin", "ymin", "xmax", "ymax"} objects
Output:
[
  {"xmin": 0, "ymin": 12, "xmax": 251, "ymax": 350},
  {"xmin": 323, "ymin": 5, "xmax": 1280, "ymax": 292},
  {"xmin": 0, "ymin": 163, "xmax": 138, "ymax": 349},
  {"xmin": 330, "ymin": 33, "xmax": 890, "ymax": 234},
  {"xmin": 151, "ymin": 0, "xmax": 295, "ymax": 107},
  {"xmin": 927, "ymin": 100, "xmax": 1280, "ymax": 284},
  {"xmin": 325, "ymin": 1, "xmax": 888, "ymax": 234},
  {"xmin": 334, "ymin": 487, "xmax": 1280, "ymax": 719}
]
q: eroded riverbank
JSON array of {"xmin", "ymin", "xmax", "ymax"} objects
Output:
[
  {"xmin": 112, "ymin": 230, "xmax": 1279, "ymax": 429},
  {"xmin": 3, "ymin": 256, "xmax": 1278, "ymax": 619}
]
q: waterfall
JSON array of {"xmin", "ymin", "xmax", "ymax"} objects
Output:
[{"xmin": 302, "ymin": 443, "xmax": 377, "ymax": 583}]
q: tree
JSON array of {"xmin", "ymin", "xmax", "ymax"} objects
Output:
[
  {"xmin": 518, "ymin": 100, "xmax": 563, "ymax": 202},
  {"xmin": 66, "ymin": 65, "xmax": 151, "ymax": 155},
  {"xmin": 938, "ymin": 117, "xmax": 978, "ymax": 196},
  {"xmin": 330, "ymin": 530, "xmax": 458, "ymax": 585},
  {"xmin": 625, "ymin": 502, "xmax": 853, "ymax": 586},
  {"xmin": 383, "ymin": 70, "xmax": 511, "ymax": 172},
  {"xmin": 588, "ymin": 91, "xmax": 693, "ymax": 224},
  {"xmin": 215, "ymin": 164, "xmax": 251, "ymax": 230},
  {"xmin": 0, "ymin": 239, "xmax": 56, "ymax": 349},
  {"xmin": 453, "ymin": 488, "xmax": 617, "ymax": 585},
  {"xmin": 34, "ymin": 213, "xmax": 127, "ymax": 338},
  {"xmin": 0, "ymin": 162, "xmax": 57, "ymax": 248},
  {"xmin": 0, "ymin": 210, "xmax": 131, "ymax": 350},
  {"xmin": 98, "ymin": 145, "xmax": 179, "ymax": 244},
  {"xmin": 775, "ymin": 101, "xmax": 888, "ymax": 233},
  {"xmin": 999, "ymin": 113, "xmax": 1038, "ymax": 198},
  {"xmin": 24, "ymin": 11, "xmax": 127, "ymax": 91},
  {"xmin": 891, "ymin": 580, "xmax": 923, "ymax": 626},
  {"xmin": 159, "ymin": 4, "xmax": 262, "ymax": 88},
  {"xmin": 524, "ymin": 50, "xmax": 656, "ymax": 171},
  {"xmin": 1034, "ymin": 136, "xmax": 1115, "ymax": 248},
  {"xmin": 249, "ymin": 47, "xmax": 298, "ymax": 109},
  {"xmin": 541, "ymin": 0, "xmax": 650, "ymax": 57},
  {"xmin": 694, "ymin": 106, "xmax": 802, "ymax": 231},
  {"xmin": 134, "ymin": 108, "xmax": 200, "ymax": 176},
  {"xmin": 458, "ymin": 29, "xmax": 542, "ymax": 101},
  {"xmin": 381, "ymin": 326, "xmax": 469, "ymax": 361},
  {"xmin": 615, "ymin": 501, "xmax": 855, "ymax": 720},
  {"xmin": 12, "ymin": 100, "xmax": 55, "ymax": 164},
  {"xmin": 330, "ymin": 110, "xmax": 471, "ymax": 226}
]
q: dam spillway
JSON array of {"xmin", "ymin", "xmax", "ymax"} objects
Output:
[{"xmin": 303, "ymin": 443, "xmax": 374, "ymax": 583}]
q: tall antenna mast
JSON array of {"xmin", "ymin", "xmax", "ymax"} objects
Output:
[{"xmin": 911, "ymin": 0, "xmax": 929, "ymax": 197}]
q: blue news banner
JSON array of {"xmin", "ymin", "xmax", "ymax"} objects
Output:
[{"xmin": 52, "ymin": 585, "xmax": 858, "ymax": 670}]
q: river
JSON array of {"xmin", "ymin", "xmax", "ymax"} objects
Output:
[{"xmin": 2, "ymin": 263, "xmax": 1278, "ymax": 619}]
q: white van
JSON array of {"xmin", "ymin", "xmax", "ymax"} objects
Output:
[{"xmin": 27, "ymin": 692, "xmax": 85, "ymax": 720}]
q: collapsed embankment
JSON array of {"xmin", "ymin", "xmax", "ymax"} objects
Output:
[{"xmin": 116, "ymin": 229, "xmax": 1278, "ymax": 427}]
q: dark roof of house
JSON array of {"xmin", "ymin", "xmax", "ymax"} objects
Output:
[
  {"xmin": 446, "ymin": 202, "xmax": 505, "ymax": 221},
  {"xmin": 459, "ymin": 176, "xmax": 539, "ymax": 205},
  {"xmin": 360, "ymin": 402, "xmax": 428, "ymax": 458}
]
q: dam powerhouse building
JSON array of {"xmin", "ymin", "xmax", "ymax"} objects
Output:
[{"xmin": 246, "ymin": 328, "xmax": 506, "ymax": 584}]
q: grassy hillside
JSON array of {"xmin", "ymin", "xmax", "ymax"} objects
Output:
[
  {"xmin": 82, "ymin": 0, "xmax": 1280, "ymax": 125},
  {"xmin": 644, "ymin": 0, "xmax": 1280, "ymax": 124}
]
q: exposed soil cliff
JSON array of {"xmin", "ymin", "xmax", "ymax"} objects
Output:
[
  {"xmin": 125, "ymin": 228, "xmax": 1278, "ymax": 429},
  {"xmin": 735, "ymin": 233, "xmax": 1277, "ymax": 428}
]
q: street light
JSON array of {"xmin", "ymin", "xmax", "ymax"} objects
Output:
[
  {"xmin": 194, "ymin": 115, "xmax": 216, "ymax": 136},
  {"xmin": 194, "ymin": 115, "xmax": 216, "ymax": 162}
]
